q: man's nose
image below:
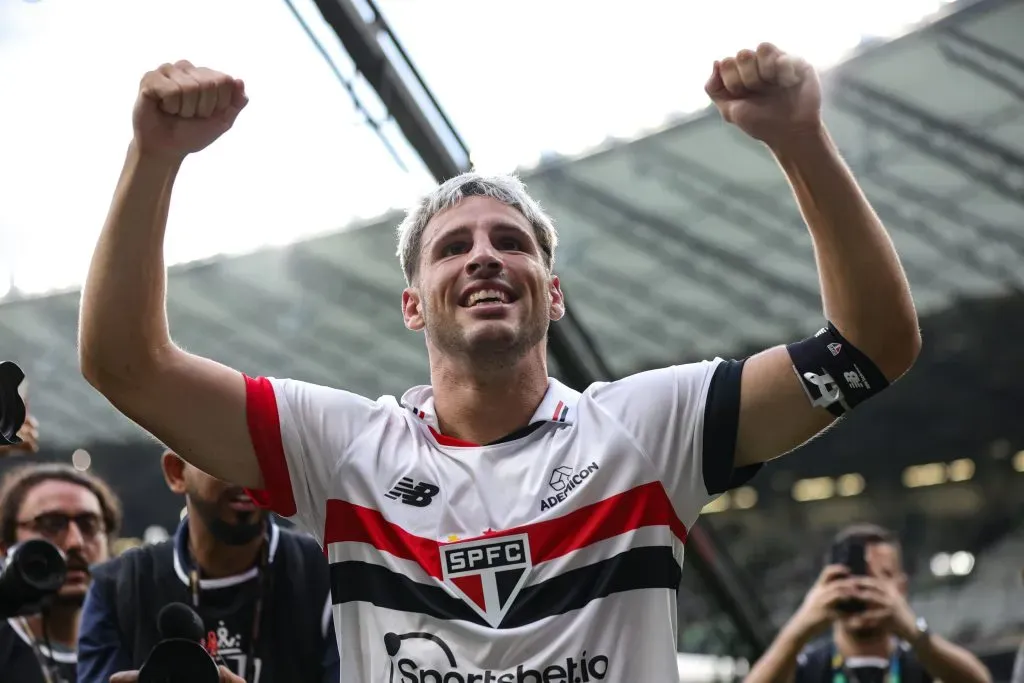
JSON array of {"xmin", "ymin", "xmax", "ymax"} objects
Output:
[
  {"xmin": 60, "ymin": 519, "xmax": 86, "ymax": 551},
  {"xmin": 465, "ymin": 241, "xmax": 503, "ymax": 277}
]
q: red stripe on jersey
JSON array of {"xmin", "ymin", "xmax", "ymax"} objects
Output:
[
  {"xmin": 520, "ymin": 481, "xmax": 688, "ymax": 562},
  {"xmin": 324, "ymin": 481, "xmax": 686, "ymax": 575},
  {"xmin": 325, "ymin": 499, "xmax": 444, "ymax": 577},
  {"xmin": 243, "ymin": 374, "xmax": 297, "ymax": 517},
  {"xmin": 551, "ymin": 401, "xmax": 564, "ymax": 421}
]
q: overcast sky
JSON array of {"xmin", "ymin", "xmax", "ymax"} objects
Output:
[{"xmin": 0, "ymin": 0, "xmax": 950, "ymax": 296}]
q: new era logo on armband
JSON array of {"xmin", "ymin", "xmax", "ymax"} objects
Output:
[{"xmin": 385, "ymin": 477, "xmax": 440, "ymax": 507}]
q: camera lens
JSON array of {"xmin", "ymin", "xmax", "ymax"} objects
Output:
[
  {"xmin": 0, "ymin": 362, "xmax": 27, "ymax": 445},
  {"xmin": 14, "ymin": 540, "xmax": 67, "ymax": 592}
]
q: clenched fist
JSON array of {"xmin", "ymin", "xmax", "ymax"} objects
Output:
[
  {"xmin": 133, "ymin": 60, "xmax": 248, "ymax": 161},
  {"xmin": 705, "ymin": 43, "xmax": 822, "ymax": 147}
]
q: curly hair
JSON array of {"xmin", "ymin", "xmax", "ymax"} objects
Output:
[{"xmin": 0, "ymin": 462, "xmax": 122, "ymax": 548}]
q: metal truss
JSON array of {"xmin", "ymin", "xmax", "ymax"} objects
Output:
[
  {"xmin": 938, "ymin": 27, "xmax": 1024, "ymax": 104},
  {"xmin": 565, "ymin": 264, "xmax": 739, "ymax": 353},
  {"xmin": 546, "ymin": 169, "xmax": 819, "ymax": 323},
  {"xmin": 310, "ymin": 0, "xmax": 471, "ymax": 182},
  {"xmin": 832, "ymin": 78, "xmax": 1024, "ymax": 206},
  {"xmin": 540, "ymin": 179, "xmax": 771, "ymax": 337},
  {"xmin": 630, "ymin": 144, "xmax": 809, "ymax": 254},
  {"xmin": 635, "ymin": 146, "xmax": 950, "ymax": 291},
  {"xmin": 21, "ymin": 302, "xmax": 146, "ymax": 443},
  {"xmin": 865, "ymin": 168, "xmax": 1024, "ymax": 285}
]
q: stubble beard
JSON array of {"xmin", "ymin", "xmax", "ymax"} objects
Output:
[{"xmin": 425, "ymin": 301, "xmax": 549, "ymax": 369}]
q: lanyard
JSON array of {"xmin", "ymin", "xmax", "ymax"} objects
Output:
[
  {"xmin": 832, "ymin": 647, "xmax": 902, "ymax": 683},
  {"xmin": 16, "ymin": 613, "xmax": 66, "ymax": 683},
  {"xmin": 188, "ymin": 540, "xmax": 269, "ymax": 683}
]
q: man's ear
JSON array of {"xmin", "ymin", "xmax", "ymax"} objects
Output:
[
  {"xmin": 549, "ymin": 275, "xmax": 565, "ymax": 321},
  {"xmin": 403, "ymin": 288, "xmax": 425, "ymax": 331},
  {"xmin": 161, "ymin": 451, "xmax": 188, "ymax": 495}
]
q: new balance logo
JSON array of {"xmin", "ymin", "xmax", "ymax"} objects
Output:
[{"xmin": 385, "ymin": 477, "xmax": 440, "ymax": 507}]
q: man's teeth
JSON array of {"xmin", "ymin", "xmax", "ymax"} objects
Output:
[{"xmin": 466, "ymin": 289, "xmax": 509, "ymax": 306}]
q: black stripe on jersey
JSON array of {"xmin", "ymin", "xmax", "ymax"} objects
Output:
[
  {"xmin": 501, "ymin": 545, "xmax": 680, "ymax": 628},
  {"xmin": 331, "ymin": 561, "xmax": 487, "ymax": 625},
  {"xmin": 329, "ymin": 546, "xmax": 680, "ymax": 628}
]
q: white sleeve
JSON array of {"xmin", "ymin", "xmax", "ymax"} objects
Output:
[
  {"xmin": 244, "ymin": 374, "xmax": 385, "ymax": 542},
  {"xmin": 587, "ymin": 359, "xmax": 753, "ymax": 529}
]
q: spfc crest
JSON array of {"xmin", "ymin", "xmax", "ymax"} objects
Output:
[{"xmin": 440, "ymin": 534, "xmax": 531, "ymax": 628}]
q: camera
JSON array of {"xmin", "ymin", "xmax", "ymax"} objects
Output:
[
  {"xmin": 829, "ymin": 537, "xmax": 868, "ymax": 614},
  {"xmin": 0, "ymin": 361, "xmax": 27, "ymax": 445},
  {"xmin": 0, "ymin": 538, "xmax": 67, "ymax": 618}
]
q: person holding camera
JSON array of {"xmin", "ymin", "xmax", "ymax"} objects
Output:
[
  {"xmin": 746, "ymin": 524, "xmax": 990, "ymax": 683},
  {"xmin": 0, "ymin": 463, "xmax": 122, "ymax": 683},
  {"xmin": 77, "ymin": 451, "xmax": 339, "ymax": 683}
]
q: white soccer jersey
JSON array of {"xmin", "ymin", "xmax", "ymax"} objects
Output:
[{"xmin": 244, "ymin": 358, "xmax": 756, "ymax": 683}]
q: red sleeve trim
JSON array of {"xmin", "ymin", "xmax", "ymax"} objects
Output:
[{"xmin": 243, "ymin": 374, "xmax": 297, "ymax": 517}]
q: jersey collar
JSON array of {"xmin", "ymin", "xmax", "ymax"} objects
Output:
[
  {"xmin": 172, "ymin": 515, "xmax": 280, "ymax": 589},
  {"xmin": 402, "ymin": 378, "xmax": 581, "ymax": 436}
]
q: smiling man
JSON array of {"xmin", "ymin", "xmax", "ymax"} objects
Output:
[
  {"xmin": 0, "ymin": 463, "xmax": 122, "ymax": 683},
  {"xmin": 79, "ymin": 43, "xmax": 921, "ymax": 681},
  {"xmin": 77, "ymin": 452, "xmax": 338, "ymax": 683}
]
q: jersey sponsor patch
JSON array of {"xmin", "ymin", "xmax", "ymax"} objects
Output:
[
  {"xmin": 382, "ymin": 630, "xmax": 611, "ymax": 682},
  {"xmin": 541, "ymin": 462, "xmax": 599, "ymax": 511},
  {"xmin": 441, "ymin": 534, "xmax": 531, "ymax": 628}
]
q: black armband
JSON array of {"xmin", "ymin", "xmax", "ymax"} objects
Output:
[{"xmin": 786, "ymin": 323, "xmax": 889, "ymax": 417}]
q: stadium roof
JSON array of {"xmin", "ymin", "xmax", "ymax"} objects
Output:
[{"xmin": 2, "ymin": 0, "xmax": 1022, "ymax": 447}]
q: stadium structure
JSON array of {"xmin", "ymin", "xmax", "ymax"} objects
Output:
[{"xmin": 1, "ymin": 0, "xmax": 1022, "ymax": 680}]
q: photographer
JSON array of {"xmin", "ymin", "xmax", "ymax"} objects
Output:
[
  {"xmin": 78, "ymin": 451, "xmax": 339, "ymax": 683},
  {"xmin": 747, "ymin": 524, "xmax": 990, "ymax": 683},
  {"xmin": 0, "ymin": 463, "xmax": 122, "ymax": 683}
]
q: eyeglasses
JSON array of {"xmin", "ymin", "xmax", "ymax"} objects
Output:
[{"xmin": 16, "ymin": 512, "xmax": 106, "ymax": 541}]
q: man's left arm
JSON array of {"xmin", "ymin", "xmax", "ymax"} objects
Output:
[
  {"xmin": 857, "ymin": 577, "xmax": 991, "ymax": 683},
  {"xmin": 705, "ymin": 44, "xmax": 921, "ymax": 468},
  {"xmin": 910, "ymin": 631, "xmax": 992, "ymax": 683}
]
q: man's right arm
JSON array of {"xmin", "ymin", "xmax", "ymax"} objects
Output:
[
  {"xmin": 745, "ymin": 619, "xmax": 815, "ymax": 683},
  {"xmin": 746, "ymin": 566, "xmax": 855, "ymax": 683},
  {"xmin": 79, "ymin": 62, "xmax": 261, "ymax": 488}
]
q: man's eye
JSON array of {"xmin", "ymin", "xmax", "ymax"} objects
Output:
[
  {"xmin": 442, "ymin": 242, "xmax": 468, "ymax": 256},
  {"xmin": 498, "ymin": 238, "xmax": 521, "ymax": 250}
]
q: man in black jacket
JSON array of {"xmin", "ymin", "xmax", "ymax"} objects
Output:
[
  {"xmin": 77, "ymin": 451, "xmax": 338, "ymax": 683},
  {"xmin": 0, "ymin": 462, "xmax": 122, "ymax": 683}
]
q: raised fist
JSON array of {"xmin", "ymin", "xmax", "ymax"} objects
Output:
[
  {"xmin": 705, "ymin": 43, "xmax": 822, "ymax": 147},
  {"xmin": 133, "ymin": 60, "xmax": 248, "ymax": 161}
]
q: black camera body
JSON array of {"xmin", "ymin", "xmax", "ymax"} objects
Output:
[
  {"xmin": 829, "ymin": 537, "xmax": 869, "ymax": 614},
  {"xmin": 0, "ymin": 361, "xmax": 27, "ymax": 446},
  {"xmin": 0, "ymin": 539, "xmax": 67, "ymax": 619}
]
